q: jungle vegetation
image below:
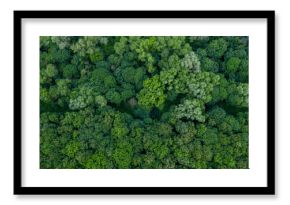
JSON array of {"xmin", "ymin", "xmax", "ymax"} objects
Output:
[{"xmin": 40, "ymin": 36, "xmax": 249, "ymax": 169}]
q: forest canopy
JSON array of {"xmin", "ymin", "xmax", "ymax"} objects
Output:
[{"xmin": 40, "ymin": 36, "xmax": 249, "ymax": 169}]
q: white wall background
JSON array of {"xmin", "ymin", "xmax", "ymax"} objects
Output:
[{"xmin": 0, "ymin": 0, "xmax": 286, "ymax": 204}]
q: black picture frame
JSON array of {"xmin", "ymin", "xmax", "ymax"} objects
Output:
[{"xmin": 14, "ymin": 10, "xmax": 275, "ymax": 195}]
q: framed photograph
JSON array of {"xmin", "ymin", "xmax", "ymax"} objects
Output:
[{"xmin": 14, "ymin": 10, "xmax": 275, "ymax": 195}]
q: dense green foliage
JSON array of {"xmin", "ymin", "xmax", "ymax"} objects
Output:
[{"xmin": 40, "ymin": 36, "xmax": 248, "ymax": 169}]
